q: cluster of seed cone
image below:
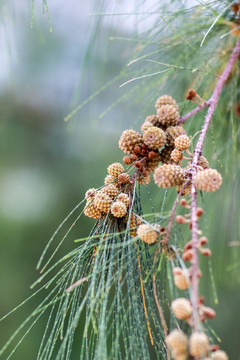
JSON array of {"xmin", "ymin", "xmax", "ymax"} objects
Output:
[
  {"xmin": 166, "ymin": 199, "xmax": 228, "ymax": 360},
  {"xmin": 84, "ymin": 162, "xmax": 141, "ymax": 236}
]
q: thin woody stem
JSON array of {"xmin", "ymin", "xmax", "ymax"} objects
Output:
[
  {"xmin": 179, "ymin": 101, "xmax": 210, "ymax": 124},
  {"xmin": 190, "ymin": 37, "xmax": 240, "ymax": 331}
]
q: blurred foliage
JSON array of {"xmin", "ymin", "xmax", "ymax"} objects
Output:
[{"xmin": 0, "ymin": 0, "xmax": 240, "ymax": 359}]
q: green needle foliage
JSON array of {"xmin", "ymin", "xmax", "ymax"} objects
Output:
[{"xmin": 1, "ymin": 1, "xmax": 240, "ymax": 359}]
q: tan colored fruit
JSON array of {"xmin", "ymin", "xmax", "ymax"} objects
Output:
[
  {"xmin": 171, "ymin": 149, "xmax": 183, "ymax": 162},
  {"xmin": 174, "ymin": 270, "xmax": 189, "ymax": 290},
  {"xmin": 157, "ymin": 104, "xmax": 180, "ymax": 126},
  {"xmin": 159, "ymin": 145, "xmax": 175, "ymax": 164},
  {"xmin": 137, "ymin": 172, "xmax": 151, "ymax": 185},
  {"xmin": 155, "ymin": 95, "xmax": 179, "ymax": 111},
  {"xmin": 154, "ymin": 164, "xmax": 184, "ymax": 188},
  {"xmin": 143, "ymin": 126, "xmax": 166, "ymax": 150},
  {"xmin": 189, "ymin": 332, "xmax": 209, "ymax": 357},
  {"xmin": 101, "ymin": 184, "xmax": 119, "ymax": 198},
  {"xmin": 174, "ymin": 135, "xmax": 191, "ymax": 150},
  {"xmin": 117, "ymin": 193, "xmax": 130, "ymax": 208},
  {"xmin": 85, "ymin": 188, "xmax": 96, "ymax": 200},
  {"xmin": 108, "ymin": 163, "xmax": 124, "ymax": 178},
  {"xmin": 137, "ymin": 224, "xmax": 160, "ymax": 244},
  {"xmin": 118, "ymin": 173, "xmax": 130, "ymax": 184},
  {"xmin": 145, "ymin": 114, "xmax": 160, "ymax": 127},
  {"xmin": 111, "ymin": 201, "xmax": 127, "ymax": 218},
  {"xmin": 211, "ymin": 350, "xmax": 228, "ymax": 360},
  {"xmin": 194, "ymin": 169, "xmax": 222, "ymax": 192},
  {"xmin": 171, "ymin": 298, "xmax": 192, "ymax": 320},
  {"xmin": 166, "ymin": 329, "xmax": 188, "ymax": 353},
  {"xmin": 94, "ymin": 192, "xmax": 112, "ymax": 213},
  {"xmin": 145, "ymin": 152, "xmax": 161, "ymax": 172},
  {"xmin": 104, "ymin": 174, "xmax": 115, "ymax": 185},
  {"xmin": 119, "ymin": 129, "xmax": 143, "ymax": 154},
  {"xmin": 84, "ymin": 199, "xmax": 102, "ymax": 219},
  {"xmin": 141, "ymin": 121, "xmax": 154, "ymax": 133},
  {"xmin": 165, "ymin": 126, "xmax": 187, "ymax": 146},
  {"xmin": 176, "ymin": 182, "xmax": 192, "ymax": 196}
]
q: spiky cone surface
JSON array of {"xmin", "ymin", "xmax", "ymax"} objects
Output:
[
  {"xmin": 137, "ymin": 172, "xmax": 151, "ymax": 185},
  {"xmin": 194, "ymin": 168, "xmax": 222, "ymax": 192},
  {"xmin": 111, "ymin": 201, "xmax": 127, "ymax": 218},
  {"xmin": 143, "ymin": 126, "xmax": 166, "ymax": 150},
  {"xmin": 85, "ymin": 188, "xmax": 96, "ymax": 200},
  {"xmin": 104, "ymin": 174, "xmax": 115, "ymax": 185},
  {"xmin": 211, "ymin": 350, "xmax": 228, "ymax": 360},
  {"xmin": 198, "ymin": 155, "xmax": 209, "ymax": 169},
  {"xmin": 94, "ymin": 192, "xmax": 112, "ymax": 213},
  {"xmin": 141, "ymin": 121, "xmax": 154, "ymax": 133},
  {"xmin": 155, "ymin": 95, "xmax": 179, "ymax": 111},
  {"xmin": 171, "ymin": 298, "xmax": 192, "ymax": 320},
  {"xmin": 119, "ymin": 129, "xmax": 143, "ymax": 154},
  {"xmin": 154, "ymin": 164, "xmax": 184, "ymax": 188},
  {"xmin": 176, "ymin": 182, "xmax": 191, "ymax": 196},
  {"xmin": 157, "ymin": 104, "xmax": 180, "ymax": 126},
  {"xmin": 108, "ymin": 162, "xmax": 124, "ymax": 178},
  {"xmin": 159, "ymin": 145, "xmax": 175, "ymax": 164},
  {"xmin": 118, "ymin": 173, "xmax": 130, "ymax": 185},
  {"xmin": 165, "ymin": 126, "xmax": 187, "ymax": 146},
  {"xmin": 145, "ymin": 152, "xmax": 161, "ymax": 172},
  {"xmin": 101, "ymin": 184, "xmax": 119, "ymax": 198},
  {"xmin": 171, "ymin": 149, "xmax": 183, "ymax": 162},
  {"xmin": 166, "ymin": 329, "xmax": 188, "ymax": 354},
  {"xmin": 137, "ymin": 224, "xmax": 160, "ymax": 244},
  {"xmin": 175, "ymin": 135, "xmax": 191, "ymax": 150},
  {"xmin": 117, "ymin": 193, "xmax": 130, "ymax": 208},
  {"xmin": 189, "ymin": 332, "xmax": 209, "ymax": 357},
  {"xmin": 84, "ymin": 199, "xmax": 102, "ymax": 219}
]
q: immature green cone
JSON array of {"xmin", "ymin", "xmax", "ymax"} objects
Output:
[
  {"xmin": 194, "ymin": 168, "xmax": 222, "ymax": 192},
  {"xmin": 84, "ymin": 199, "xmax": 102, "ymax": 219},
  {"xmin": 143, "ymin": 126, "xmax": 166, "ymax": 149},
  {"xmin": 108, "ymin": 162, "xmax": 124, "ymax": 178},
  {"xmin": 119, "ymin": 129, "xmax": 143, "ymax": 154},
  {"xmin": 94, "ymin": 192, "xmax": 112, "ymax": 213},
  {"xmin": 111, "ymin": 201, "xmax": 127, "ymax": 218},
  {"xmin": 155, "ymin": 95, "xmax": 179, "ymax": 111},
  {"xmin": 189, "ymin": 332, "xmax": 209, "ymax": 357},
  {"xmin": 165, "ymin": 126, "xmax": 187, "ymax": 146},
  {"xmin": 137, "ymin": 224, "xmax": 160, "ymax": 244},
  {"xmin": 154, "ymin": 164, "xmax": 184, "ymax": 188},
  {"xmin": 157, "ymin": 104, "xmax": 180, "ymax": 126}
]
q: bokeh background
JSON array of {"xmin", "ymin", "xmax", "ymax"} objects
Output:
[{"xmin": 0, "ymin": 1, "xmax": 239, "ymax": 359}]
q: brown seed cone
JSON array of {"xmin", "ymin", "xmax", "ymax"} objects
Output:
[
  {"xmin": 101, "ymin": 184, "xmax": 119, "ymax": 198},
  {"xmin": 94, "ymin": 192, "xmax": 112, "ymax": 213},
  {"xmin": 118, "ymin": 173, "xmax": 130, "ymax": 184},
  {"xmin": 143, "ymin": 126, "xmax": 166, "ymax": 150},
  {"xmin": 154, "ymin": 164, "xmax": 184, "ymax": 188},
  {"xmin": 155, "ymin": 95, "xmax": 179, "ymax": 111},
  {"xmin": 119, "ymin": 129, "xmax": 143, "ymax": 154},
  {"xmin": 171, "ymin": 298, "xmax": 192, "ymax": 320},
  {"xmin": 211, "ymin": 350, "xmax": 228, "ymax": 360},
  {"xmin": 108, "ymin": 162, "xmax": 124, "ymax": 178},
  {"xmin": 189, "ymin": 332, "xmax": 209, "ymax": 357},
  {"xmin": 175, "ymin": 135, "xmax": 191, "ymax": 150},
  {"xmin": 111, "ymin": 201, "xmax": 127, "ymax": 218},
  {"xmin": 194, "ymin": 169, "xmax": 222, "ymax": 192},
  {"xmin": 145, "ymin": 151, "xmax": 161, "ymax": 172},
  {"xmin": 117, "ymin": 193, "xmax": 130, "ymax": 208},
  {"xmin": 176, "ymin": 182, "xmax": 192, "ymax": 196},
  {"xmin": 198, "ymin": 155, "xmax": 209, "ymax": 169},
  {"xmin": 157, "ymin": 104, "xmax": 180, "ymax": 126},
  {"xmin": 165, "ymin": 126, "xmax": 187, "ymax": 146},
  {"xmin": 171, "ymin": 149, "xmax": 183, "ymax": 162},
  {"xmin": 137, "ymin": 224, "xmax": 160, "ymax": 244},
  {"xmin": 159, "ymin": 145, "xmax": 175, "ymax": 164},
  {"xmin": 84, "ymin": 199, "xmax": 102, "ymax": 219},
  {"xmin": 85, "ymin": 188, "xmax": 96, "ymax": 200},
  {"xmin": 141, "ymin": 121, "xmax": 154, "ymax": 133},
  {"xmin": 104, "ymin": 174, "xmax": 115, "ymax": 185},
  {"xmin": 166, "ymin": 329, "xmax": 188, "ymax": 354},
  {"xmin": 137, "ymin": 172, "xmax": 151, "ymax": 185}
]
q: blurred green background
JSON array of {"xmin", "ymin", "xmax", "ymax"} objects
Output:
[{"xmin": 0, "ymin": 1, "xmax": 239, "ymax": 359}]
